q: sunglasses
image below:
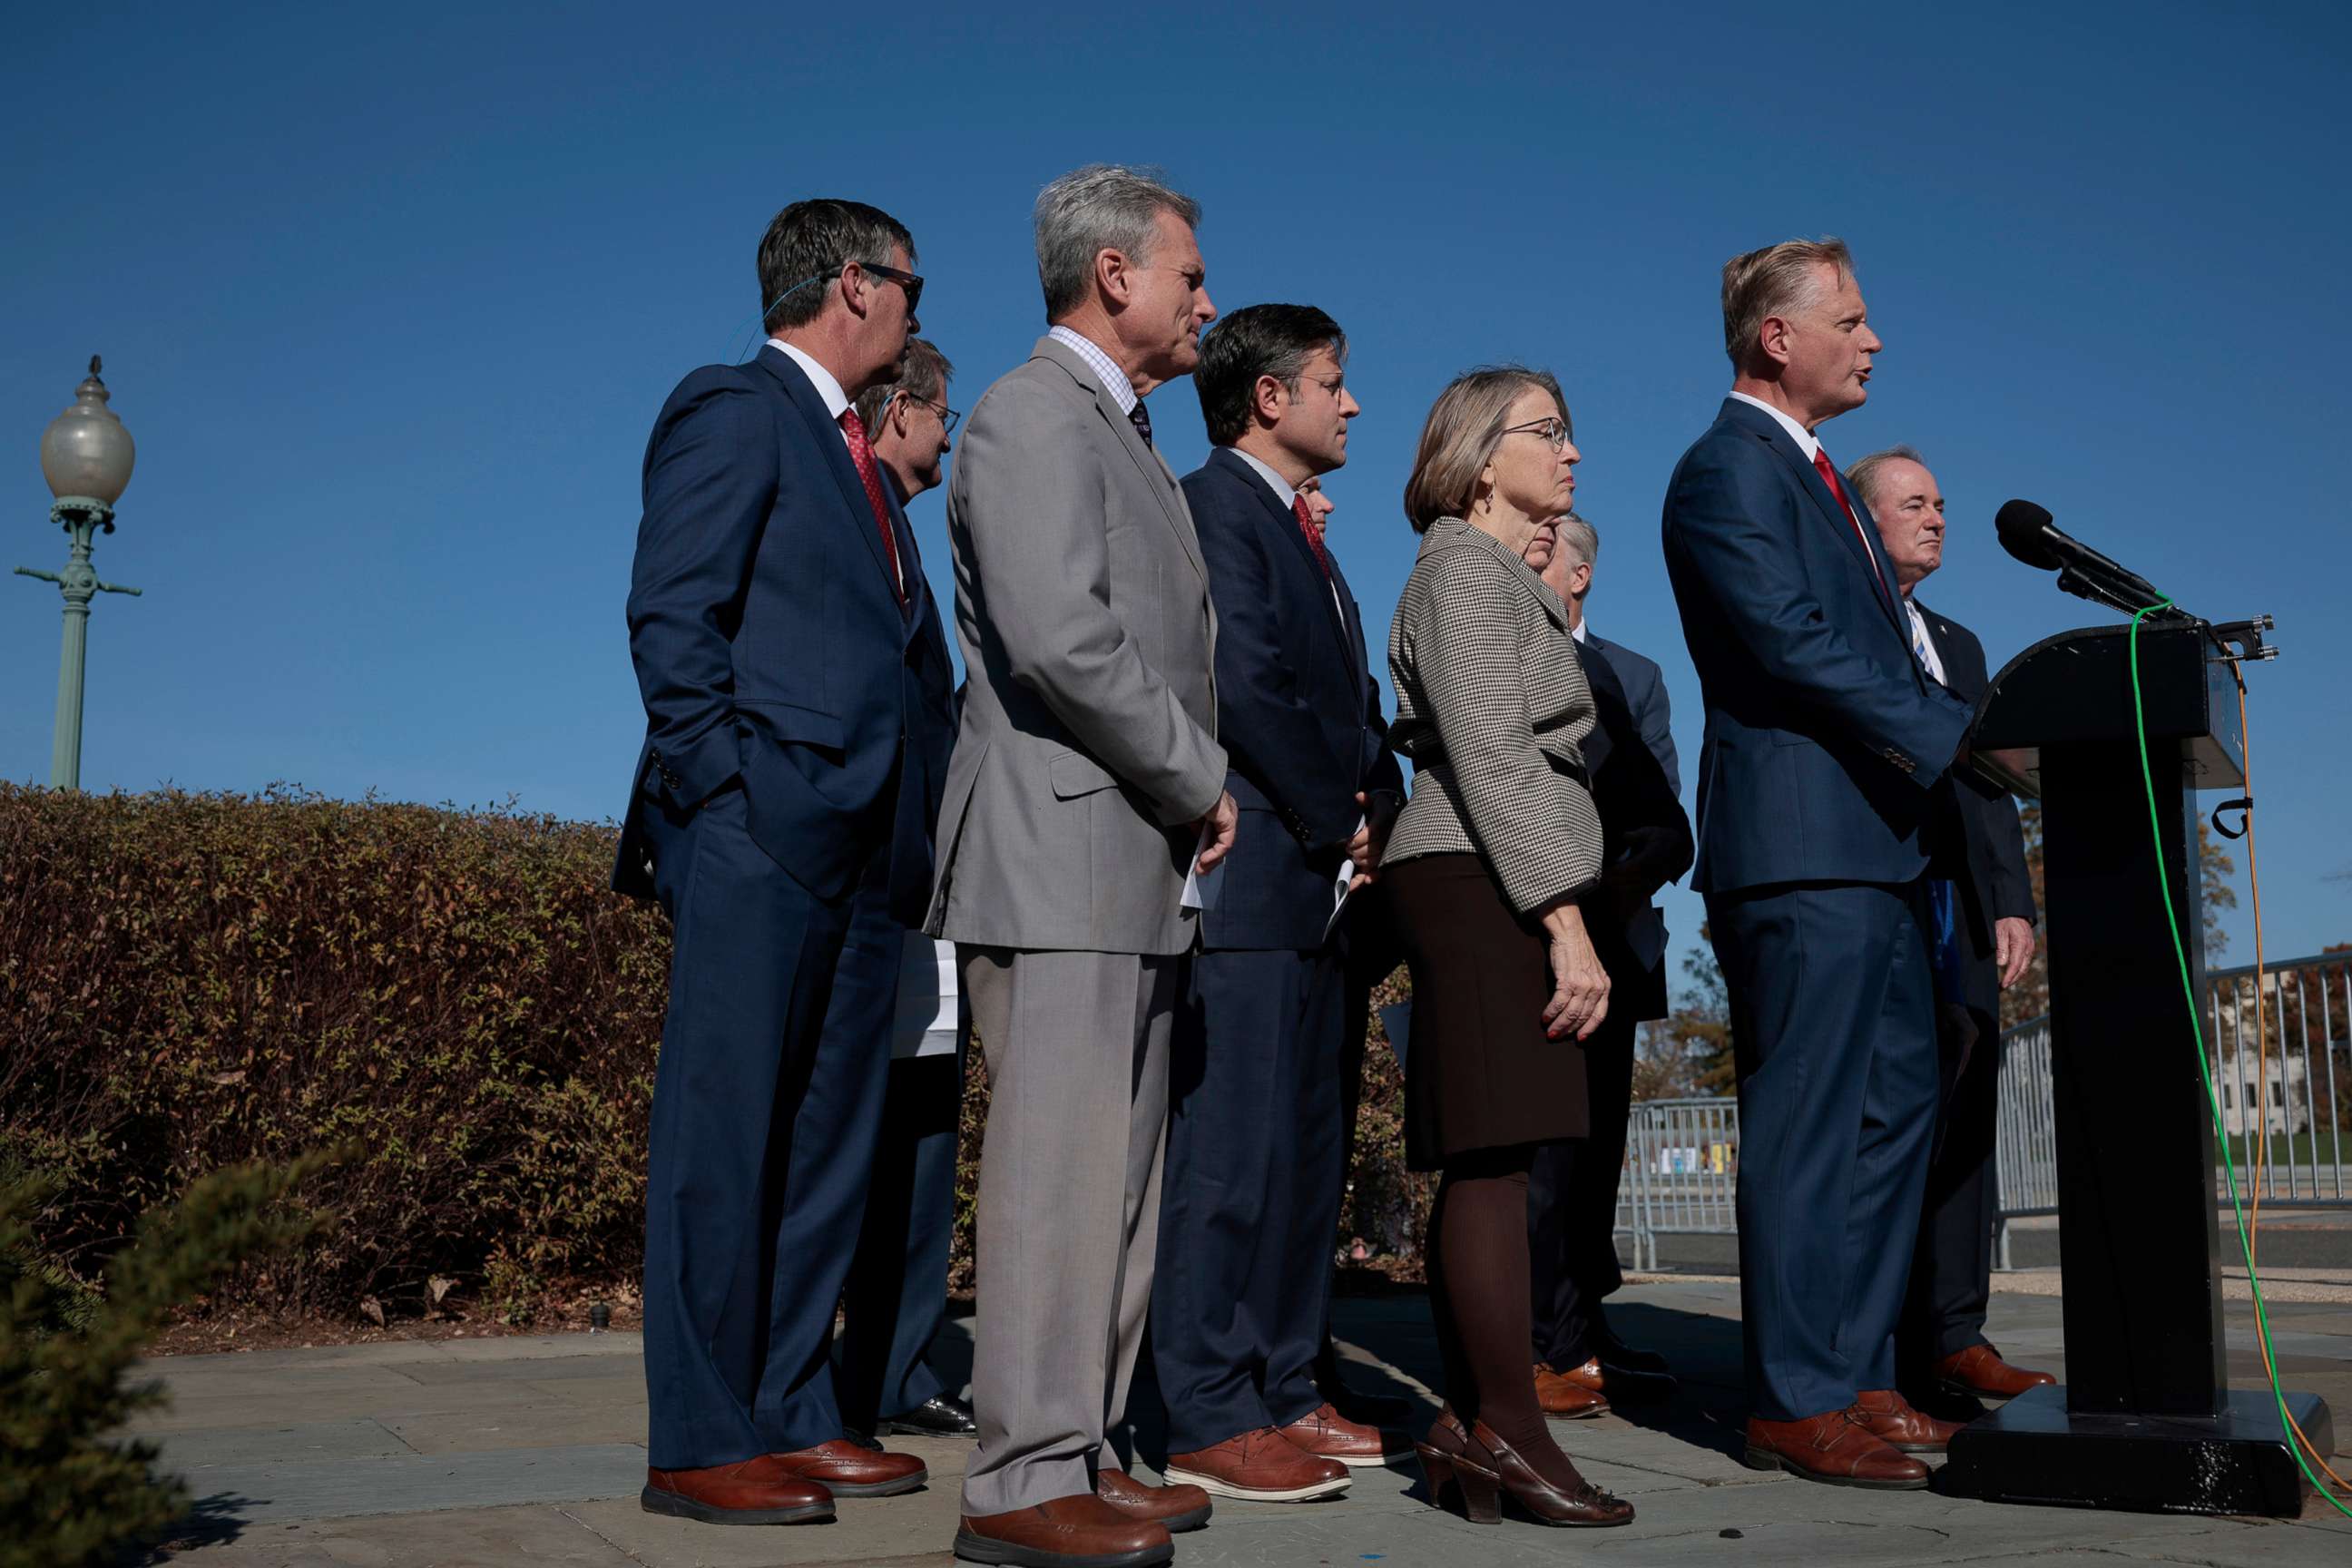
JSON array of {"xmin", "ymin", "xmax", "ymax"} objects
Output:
[{"xmin": 857, "ymin": 260, "xmax": 924, "ymax": 317}]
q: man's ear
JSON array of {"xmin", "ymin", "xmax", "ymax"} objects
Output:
[
  {"xmin": 1253, "ymin": 372, "xmax": 1287, "ymax": 427},
  {"xmin": 1757, "ymin": 313, "xmax": 1794, "ymax": 368},
  {"xmin": 1097, "ymin": 248, "xmax": 1131, "ymax": 309}
]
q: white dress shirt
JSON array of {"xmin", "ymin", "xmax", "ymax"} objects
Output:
[
  {"xmin": 1904, "ymin": 594, "xmax": 1950, "ymax": 686},
  {"xmin": 769, "ymin": 337, "xmax": 900, "ymax": 593},
  {"xmin": 1233, "ymin": 447, "xmax": 1298, "ymax": 509},
  {"xmin": 1728, "ymin": 389, "xmax": 1820, "ymax": 460},
  {"xmin": 1570, "ymin": 617, "xmax": 1589, "ymax": 645},
  {"xmin": 1047, "ymin": 324, "xmax": 1137, "ymax": 414}
]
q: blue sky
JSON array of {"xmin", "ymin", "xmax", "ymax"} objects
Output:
[{"xmin": 5, "ymin": 1, "xmax": 2347, "ymax": 982}]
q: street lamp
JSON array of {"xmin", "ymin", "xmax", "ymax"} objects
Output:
[{"xmin": 16, "ymin": 356, "xmax": 142, "ymax": 790}]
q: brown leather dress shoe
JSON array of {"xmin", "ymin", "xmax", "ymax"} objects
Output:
[
  {"xmin": 1852, "ymin": 1389, "xmax": 1964, "ymax": 1453},
  {"xmin": 641, "ymin": 1455, "xmax": 834, "ymax": 1524},
  {"xmin": 1165, "ymin": 1427, "xmax": 1351, "ymax": 1502},
  {"xmin": 954, "ymin": 1494, "xmax": 1172, "ymax": 1568},
  {"xmin": 1095, "ymin": 1468, "xmax": 1211, "ymax": 1533},
  {"xmin": 1465, "ymin": 1418, "xmax": 1635, "ymax": 1527},
  {"xmin": 1741, "ymin": 1408, "xmax": 1930, "ymax": 1489},
  {"xmin": 1275, "ymin": 1401, "xmax": 1398, "ymax": 1467},
  {"xmin": 1934, "ymin": 1344, "xmax": 2057, "ymax": 1401},
  {"xmin": 767, "ymin": 1437, "xmax": 927, "ymax": 1497},
  {"xmin": 1554, "ymin": 1353, "xmax": 1677, "ymax": 1404},
  {"xmin": 1533, "ymin": 1362, "xmax": 1611, "ymax": 1419}
]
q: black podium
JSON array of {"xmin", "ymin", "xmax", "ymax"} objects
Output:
[{"xmin": 1939, "ymin": 619, "xmax": 2330, "ymax": 1514}]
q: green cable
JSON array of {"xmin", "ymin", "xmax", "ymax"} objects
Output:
[{"xmin": 2128, "ymin": 599, "xmax": 2350, "ymax": 1519}]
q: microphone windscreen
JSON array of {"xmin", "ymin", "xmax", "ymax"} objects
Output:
[{"xmin": 1995, "ymin": 499, "xmax": 2062, "ymax": 570}]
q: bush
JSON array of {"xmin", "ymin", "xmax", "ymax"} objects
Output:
[
  {"xmin": 1, "ymin": 1152, "xmax": 336, "ymax": 1568},
  {"xmin": 0, "ymin": 784, "xmax": 1431, "ymax": 1323}
]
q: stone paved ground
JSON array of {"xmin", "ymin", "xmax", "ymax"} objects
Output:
[{"xmin": 138, "ymin": 1280, "xmax": 2352, "ymax": 1567}]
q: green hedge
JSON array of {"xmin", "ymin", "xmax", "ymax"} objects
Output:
[{"xmin": 0, "ymin": 785, "xmax": 1427, "ymax": 1322}]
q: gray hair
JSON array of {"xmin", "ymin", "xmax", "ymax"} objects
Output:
[
  {"xmin": 1556, "ymin": 511, "xmax": 1599, "ymax": 570},
  {"xmin": 1720, "ymin": 236, "xmax": 1853, "ymax": 369},
  {"xmin": 1845, "ymin": 443, "xmax": 1929, "ymax": 513},
  {"xmin": 1034, "ymin": 164, "xmax": 1202, "ymax": 321},
  {"xmin": 853, "ymin": 337, "xmax": 955, "ymax": 434},
  {"xmin": 1402, "ymin": 366, "xmax": 1569, "ymax": 534}
]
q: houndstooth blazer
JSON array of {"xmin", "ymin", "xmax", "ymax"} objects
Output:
[{"xmin": 1386, "ymin": 515, "xmax": 1604, "ymax": 914}]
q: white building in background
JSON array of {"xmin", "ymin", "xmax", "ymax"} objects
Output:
[{"xmin": 2216, "ymin": 1050, "xmax": 2309, "ymax": 1138}]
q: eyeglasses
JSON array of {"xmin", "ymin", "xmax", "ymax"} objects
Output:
[
  {"xmin": 898, "ymin": 392, "xmax": 960, "ymax": 436},
  {"xmin": 857, "ymin": 260, "xmax": 924, "ymax": 317},
  {"xmin": 1502, "ymin": 416, "xmax": 1573, "ymax": 452}
]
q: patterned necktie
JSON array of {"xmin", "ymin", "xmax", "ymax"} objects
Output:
[
  {"xmin": 837, "ymin": 407, "xmax": 906, "ymax": 605},
  {"xmin": 1811, "ymin": 444, "xmax": 1891, "ymax": 606},
  {"xmin": 1127, "ymin": 398, "xmax": 1153, "ymax": 450},
  {"xmin": 1292, "ymin": 493, "xmax": 1330, "ymax": 577},
  {"xmin": 1906, "ymin": 599, "xmax": 1940, "ymax": 683}
]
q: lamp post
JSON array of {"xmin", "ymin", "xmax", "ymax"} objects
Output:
[{"xmin": 16, "ymin": 356, "xmax": 142, "ymax": 790}]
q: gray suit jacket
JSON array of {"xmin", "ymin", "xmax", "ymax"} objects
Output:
[{"xmin": 924, "ymin": 334, "xmax": 1228, "ymax": 955}]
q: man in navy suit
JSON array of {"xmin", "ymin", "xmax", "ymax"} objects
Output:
[
  {"xmin": 1526, "ymin": 514, "xmax": 1690, "ymax": 1415},
  {"xmin": 1152, "ymin": 304, "xmax": 1405, "ymax": 1503},
  {"xmin": 618, "ymin": 199, "xmax": 949, "ymax": 1525},
  {"xmin": 1661, "ymin": 238, "xmax": 1975, "ymax": 1489},
  {"xmin": 1845, "ymin": 446, "xmax": 2054, "ymax": 1415},
  {"xmin": 831, "ymin": 338, "xmax": 978, "ymax": 1445}
]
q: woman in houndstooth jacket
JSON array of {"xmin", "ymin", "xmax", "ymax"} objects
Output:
[{"xmin": 1382, "ymin": 367, "xmax": 1632, "ymax": 1530}]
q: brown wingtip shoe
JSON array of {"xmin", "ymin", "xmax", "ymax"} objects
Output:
[
  {"xmin": 642, "ymin": 1456, "xmax": 834, "ymax": 1524},
  {"xmin": 1741, "ymin": 1408, "xmax": 1931, "ymax": 1489},
  {"xmin": 767, "ymin": 1437, "xmax": 928, "ymax": 1497},
  {"xmin": 1933, "ymin": 1344, "xmax": 2058, "ymax": 1401},
  {"xmin": 1275, "ymin": 1401, "xmax": 1400, "ymax": 1467},
  {"xmin": 1166, "ymin": 1427, "xmax": 1351, "ymax": 1502},
  {"xmin": 1853, "ymin": 1388, "xmax": 1965, "ymax": 1453},
  {"xmin": 1533, "ymin": 1362, "xmax": 1611, "ymax": 1419},
  {"xmin": 955, "ymin": 1494, "xmax": 1172, "ymax": 1567},
  {"xmin": 1095, "ymin": 1468, "xmax": 1212, "ymax": 1533}
]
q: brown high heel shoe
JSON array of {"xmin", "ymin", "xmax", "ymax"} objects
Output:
[
  {"xmin": 1413, "ymin": 1406, "xmax": 1502, "ymax": 1524},
  {"xmin": 1465, "ymin": 1418, "xmax": 1634, "ymax": 1527}
]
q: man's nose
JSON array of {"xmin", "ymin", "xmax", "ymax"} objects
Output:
[{"xmin": 1197, "ymin": 289, "xmax": 1216, "ymax": 323}]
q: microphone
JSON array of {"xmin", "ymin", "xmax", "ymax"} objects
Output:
[{"xmin": 1994, "ymin": 499, "xmax": 2175, "ymax": 616}]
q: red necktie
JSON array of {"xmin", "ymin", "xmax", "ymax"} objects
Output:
[
  {"xmin": 1812, "ymin": 445, "xmax": 1890, "ymax": 605},
  {"xmin": 838, "ymin": 407, "xmax": 906, "ymax": 605},
  {"xmin": 1293, "ymin": 494, "xmax": 1330, "ymax": 578}
]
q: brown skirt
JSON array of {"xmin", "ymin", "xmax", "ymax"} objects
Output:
[{"xmin": 1386, "ymin": 853, "xmax": 1589, "ymax": 1171}]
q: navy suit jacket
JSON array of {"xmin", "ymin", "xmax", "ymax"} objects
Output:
[
  {"xmin": 1183, "ymin": 447, "xmax": 1402, "ymax": 951},
  {"xmin": 1661, "ymin": 397, "xmax": 1973, "ymax": 896},
  {"xmin": 1914, "ymin": 597, "xmax": 2037, "ymax": 1019},
  {"xmin": 615, "ymin": 346, "xmax": 956, "ymax": 926},
  {"xmin": 1581, "ymin": 629, "xmax": 1684, "ymax": 1011},
  {"xmin": 1574, "ymin": 640, "xmax": 1693, "ymax": 1024}
]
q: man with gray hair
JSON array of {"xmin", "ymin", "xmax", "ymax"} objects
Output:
[
  {"xmin": 926, "ymin": 164, "xmax": 1231, "ymax": 1568},
  {"xmin": 1843, "ymin": 446, "xmax": 2052, "ymax": 1416},
  {"xmin": 1661, "ymin": 237, "xmax": 1975, "ymax": 1488}
]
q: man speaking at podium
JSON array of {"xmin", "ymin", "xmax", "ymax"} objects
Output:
[{"xmin": 1661, "ymin": 238, "xmax": 1975, "ymax": 1489}]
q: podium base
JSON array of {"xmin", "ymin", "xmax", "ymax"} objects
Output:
[{"xmin": 1941, "ymin": 1385, "xmax": 2332, "ymax": 1515}]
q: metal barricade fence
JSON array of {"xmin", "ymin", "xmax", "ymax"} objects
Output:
[{"xmin": 1612, "ymin": 955, "xmax": 2349, "ymax": 1272}]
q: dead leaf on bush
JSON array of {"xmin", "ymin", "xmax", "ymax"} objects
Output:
[
  {"xmin": 359, "ymin": 1295, "xmax": 386, "ymax": 1328},
  {"xmin": 210, "ymin": 1070, "xmax": 246, "ymax": 1086},
  {"xmin": 426, "ymin": 1276, "xmax": 456, "ymax": 1317}
]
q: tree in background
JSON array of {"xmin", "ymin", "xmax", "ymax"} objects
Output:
[{"xmin": 1636, "ymin": 926, "xmax": 1734, "ymax": 1099}]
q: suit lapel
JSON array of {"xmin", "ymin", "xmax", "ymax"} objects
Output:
[
  {"xmin": 758, "ymin": 347, "xmax": 899, "ymax": 596},
  {"xmin": 1720, "ymin": 399, "xmax": 1902, "ymax": 632},
  {"xmin": 1211, "ymin": 448, "xmax": 1353, "ymax": 656},
  {"xmin": 1035, "ymin": 337, "xmax": 1209, "ymax": 585}
]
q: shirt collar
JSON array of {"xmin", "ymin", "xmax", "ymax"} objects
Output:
[
  {"xmin": 1728, "ymin": 389, "xmax": 1820, "ymax": 461},
  {"xmin": 769, "ymin": 339, "xmax": 851, "ymax": 422},
  {"xmin": 1047, "ymin": 325, "xmax": 1138, "ymax": 414},
  {"xmin": 1230, "ymin": 447, "xmax": 1298, "ymax": 510},
  {"xmin": 1570, "ymin": 618, "xmax": 1589, "ymax": 644}
]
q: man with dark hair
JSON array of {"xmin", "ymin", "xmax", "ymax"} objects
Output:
[
  {"xmin": 618, "ymin": 197, "xmax": 949, "ymax": 1526},
  {"xmin": 832, "ymin": 338, "xmax": 977, "ymax": 1447},
  {"xmin": 1844, "ymin": 447, "xmax": 2053, "ymax": 1416},
  {"xmin": 1152, "ymin": 303, "xmax": 1405, "ymax": 1504},
  {"xmin": 1661, "ymin": 238, "xmax": 1974, "ymax": 1489}
]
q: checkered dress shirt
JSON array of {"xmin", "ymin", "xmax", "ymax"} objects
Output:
[{"xmin": 1047, "ymin": 325, "xmax": 1137, "ymax": 414}]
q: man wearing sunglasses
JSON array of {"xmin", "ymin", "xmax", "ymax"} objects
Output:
[
  {"xmin": 833, "ymin": 337, "xmax": 978, "ymax": 1450},
  {"xmin": 620, "ymin": 198, "xmax": 949, "ymax": 1528}
]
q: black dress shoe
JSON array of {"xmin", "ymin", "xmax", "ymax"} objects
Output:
[
  {"xmin": 880, "ymin": 1394, "xmax": 978, "ymax": 1436},
  {"xmin": 1592, "ymin": 1327, "xmax": 1670, "ymax": 1377}
]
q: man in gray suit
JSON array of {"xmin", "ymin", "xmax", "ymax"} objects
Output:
[{"xmin": 926, "ymin": 164, "xmax": 1236, "ymax": 1568}]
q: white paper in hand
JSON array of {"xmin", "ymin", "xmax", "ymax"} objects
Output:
[{"xmin": 1181, "ymin": 822, "xmax": 1226, "ymax": 912}]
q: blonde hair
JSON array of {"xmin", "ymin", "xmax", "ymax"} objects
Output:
[
  {"xmin": 1402, "ymin": 366, "xmax": 1570, "ymax": 534},
  {"xmin": 1720, "ymin": 237, "xmax": 1853, "ymax": 369}
]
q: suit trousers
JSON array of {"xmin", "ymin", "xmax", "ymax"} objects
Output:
[
  {"xmin": 1152, "ymin": 944, "xmax": 1348, "ymax": 1452},
  {"xmin": 640, "ymin": 786, "xmax": 892, "ymax": 1467},
  {"xmin": 1706, "ymin": 879, "xmax": 1941, "ymax": 1421},
  {"xmin": 836, "ymin": 1040, "xmax": 966, "ymax": 1432},
  {"xmin": 1526, "ymin": 1008, "xmax": 1638, "ymax": 1370},
  {"xmin": 1898, "ymin": 998, "xmax": 2002, "ymax": 1375},
  {"xmin": 959, "ymin": 946, "xmax": 1176, "ymax": 1515}
]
